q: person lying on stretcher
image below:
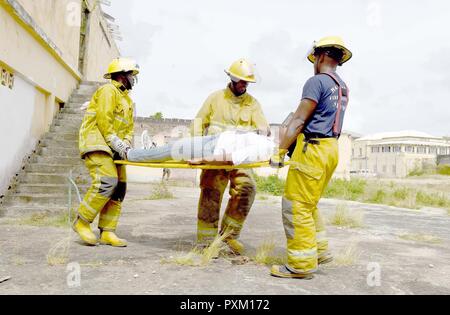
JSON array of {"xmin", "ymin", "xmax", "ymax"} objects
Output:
[{"xmin": 127, "ymin": 130, "xmax": 277, "ymax": 166}]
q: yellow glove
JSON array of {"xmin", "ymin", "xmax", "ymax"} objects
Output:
[{"xmin": 270, "ymin": 149, "xmax": 288, "ymax": 168}]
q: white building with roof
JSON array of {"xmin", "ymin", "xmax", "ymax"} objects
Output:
[{"xmin": 351, "ymin": 130, "xmax": 450, "ymax": 178}]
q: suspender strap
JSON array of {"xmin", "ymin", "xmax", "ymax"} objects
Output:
[{"xmin": 321, "ymin": 73, "xmax": 349, "ymax": 137}]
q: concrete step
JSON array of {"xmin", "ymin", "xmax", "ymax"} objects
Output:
[
  {"xmin": 16, "ymin": 183, "xmax": 89, "ymax": 195},
  {"xmin": 56, "ymin": 112, "xmax": 84, "ymax": 120},
  {"xmin": 71, "ymin": 91, "xmax": 95, "ymax": 98},
  {"xmin": 20, "ymin": 173, "xmax": 88, "ymax": 185},
  {"xmin": 3, "ymin": 193, "xmax": 80, "ymax": 206},
  {"xmin": 38, "ymin": 147, "xmax": 79, "ymax": 157},
  {"xmin": 60, "ymin": 107, "xmax": 84, "ymax": 115},
  {"xmin": 35, "ymin": 156, "xmax": 83, "ymax": 165},
  {"xmin": 44, "ymin": 132, "xmax": 78, "ymax": 142},
  {"xmin": 69, "ymin": 95, "xmax": 92, "ymax": 103},
  {"xmin": 50, "ymin": 124, "xmax": 79, "ymax": 133},
  {"xmin": 25, "ymin": 163, "xmax": 85, "ymax": 174},
  {"xmin": 41, "ymin": 139, "xmax": 78, "ymax": 149},
  {"xmin": 1, "ymin": 205, "xmax": 72, "ymax": 218},
  {"xmin": 80, "ymin": 81, "xmax": 103, "ymax": 87},
  {"xmin": 54, "ymin": 118, "xmax": 82, "ymax": 128}
]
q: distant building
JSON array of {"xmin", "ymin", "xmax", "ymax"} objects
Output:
[{"xmin": 351, "ymin": 131, "xmax": 450, "ymax": 178}]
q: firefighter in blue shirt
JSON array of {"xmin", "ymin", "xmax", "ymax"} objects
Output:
[{"xmin": 270, "ymin": 36, "xmax": 352, "ymax": 279}]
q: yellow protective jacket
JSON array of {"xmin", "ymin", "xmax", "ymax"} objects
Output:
[
  {"xmin": 191, "ymin": 85, "xmax": 270, "ymax": 136},
  {"xmin": 79, "ymin": 80, "xmax": 134, "ymax": 158}
]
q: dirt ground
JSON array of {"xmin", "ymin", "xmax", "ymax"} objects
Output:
[{"xmin": 1, "ymin": 183, "xmax": 449, "ymax": 295}]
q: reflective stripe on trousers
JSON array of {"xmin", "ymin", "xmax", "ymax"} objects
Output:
[
  {"xmin": 282, "ymin": 134, "xmax": 338, "ymax": 273},
  {"xmin": 197, "ymin": 169, "xmax": 256, "ymax": 243},
  {"xmin": 78, "ymin": 152, "xmax": 127, "ymax": 231}
]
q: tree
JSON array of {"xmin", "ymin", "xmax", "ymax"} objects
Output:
[{"xmin": 150, "ymin": 112, "xmax": 163, "ymax": 120}]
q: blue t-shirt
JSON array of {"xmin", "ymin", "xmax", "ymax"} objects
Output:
[{"xmin": 301, "ymin": 73, "xmax": 348, "ymax": 137}]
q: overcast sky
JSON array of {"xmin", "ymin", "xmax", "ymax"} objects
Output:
[{"xmin": 105, "ymin": 0, "xmax": 450, "ymax": 137}]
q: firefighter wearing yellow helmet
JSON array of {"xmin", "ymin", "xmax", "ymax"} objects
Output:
[
  {"xmin": 73, "ymin": 57, "xmax": 139, "ymax": 247},
  {"xmin": 191, "ymin": 59, "xmax": 270, "ymax": 255},
  {"xmin": 270, "ymin": 36, "xmax": 352, "ymax": 278}
]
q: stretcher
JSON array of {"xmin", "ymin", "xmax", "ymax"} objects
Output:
[{"xmin": 114, "ymin": 160, "xmax": 280, "ymax": 170}]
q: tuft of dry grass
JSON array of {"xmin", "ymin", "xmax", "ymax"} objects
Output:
[
  {"xmin": 146, "ymin": 184, "xmax": 175, "ymax": 200},
  {"xmin": 47, "ymin": 236, "xmax": 72, "ymax": 266},
  {"xmin": 329, "ymin": 204, "xmax": 364, "ymax": 228},
  {"xmin": 162, "ymin": 231, "xmax": 232, "ymax": 267},
  {"xmin": 399, "ymin": 233, "xmax": 442, "ymax": 244},
  {"xmin": 252, "ymin": 240, "xmax": 286, "ymax": 266},
  {"xmin": 329, "ymin": 243, "xmax": 361, "ymax": 267}
]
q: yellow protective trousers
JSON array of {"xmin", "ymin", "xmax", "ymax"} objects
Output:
[
  {"xmin": 77, "ymin": 152, "xmax": 127, "ymax": 232},
  {"xmin": 197, "ymin": 169, "xmax": 256, "ymax": 244},
  {"xmin": 283, "ymin": 134, "xmax": 338, "ymax": 274}
]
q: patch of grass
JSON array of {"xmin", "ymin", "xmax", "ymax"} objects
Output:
[
  {"xmin": 146, "ymin": 184, "xmax": 175, "ymax": 200},
  {"xmin": 437, "ymin": 165, "xmax": 450, "ymax": 176},
  {"xmin": 367, "ymin": 189, "xmax": 387, "ymax": 204},
  {"xmin": 10, "ymin": 211, "xmax": 75, "ymax": 228},
  {"xmin": 416, "ymin": 191, "xmax": 449, "ymax": 209},
  {"xmin": 399, "ymin": 233, "xmax": 442, "ymax": 244},
  {"xmin": 252, "ymin": 240, "xmax": 286, "ymax": 266},
  {"xmin": 47, "ymin": 236, "xmax": 72, "ymax": 266},
  {"xmin": 321, "ymin": 178, "xmax": 450, "ymax": 211},
  {"xmin": 329, "ymin": 204, "xmax": 364, "ymax": 228},
  {"xmin": 330, "ymin": 243, "xmax": 361, "ymax": 267},
  {"xmin": 161, "ymin": 231, "xmax": 232, "ymax": 267},
  {"xmin": 324, "ymin": 178, "xmax": 366, "ymax": 201},
  {"xmin": 257, "ymin": 195, "xmax": 269, "ymax": 201},
  {"xmin": 254, "ymin": 175, "xmax": 285, "ymax": 196},
  {"xmin": 408, "ymin": 167, "xmax": 426, "ymax": 177}
]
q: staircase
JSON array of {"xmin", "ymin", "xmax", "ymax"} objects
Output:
[{"xmin": 0, "ymin": 81, "xmax": 102, "ymax": 217}]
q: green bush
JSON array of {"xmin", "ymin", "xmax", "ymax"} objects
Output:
[
  {"xmin": 437, "ymin": 166, "xmax": 450, "ymax": 176},
  {"xmin": 416, "ymin": 191, "xmax": 449, "ymax": 208},
  {"xmin": 408, "ymin": 167, "xmax": 425, "ymax": 177},
  {"xmin": 393, "ymin": 188, "xmax": 409, "ymax": 200},
  {"xmin": 368, "ymin": 189, "xmax": 387, "ymax": 204},
  {"xmin": 254, "ymin": 175, "xmax": 285, "ymax": 196}
]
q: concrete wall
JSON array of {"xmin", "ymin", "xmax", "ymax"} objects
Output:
[
  {"xmin": 335, "ymin": 133, "xmax": 353, "ymax": 179},
  {"xmin": 16, "ymin": 0, "xmax": 81, "ymax": 69},
  {"xmin": 82, "ymin": 0, "xmax": 120, "ymax": 82}
]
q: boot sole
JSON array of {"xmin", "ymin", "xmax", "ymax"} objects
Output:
[
  {"xmin": 270, "ymin": 270, "xmax": 314, "ymax": 280},
  {"xmin": 99, "ymin": 241, "xmax": 127, "ymax": 248}
]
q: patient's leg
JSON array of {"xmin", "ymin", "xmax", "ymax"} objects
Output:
[
  {"xmin": 127, "ymin": 135, "xmax": 220, "ymax": 163},
  {"xmin": 127, "ymin": 144, "xmax": 173, "ymax": 162}
]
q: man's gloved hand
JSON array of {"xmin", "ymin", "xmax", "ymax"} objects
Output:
[
  {"xmin": 110, "ymin": 136, "xmax": 131, "ymax": 160},
  {"xmin": 270, "ymin": 149, "xmax": 288, "ymax": 168}
]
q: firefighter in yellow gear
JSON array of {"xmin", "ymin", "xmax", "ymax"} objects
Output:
[
  {"xmin": 191, "ymin": 59, "xmax": 270, "ymax": 255},
  {"xmin": 270, "ymin": 36, "xmax": 352, "ymax": 278},
  {"xmin": 73, "ymin": 57, "xmax": 139, "ymax": 247}
]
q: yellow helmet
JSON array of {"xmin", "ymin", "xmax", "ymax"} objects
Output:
[
  {"xmin": 104, "ymin": 57, "xmax": 140, "ymax": 79},
  {"xmin": 307, "ymin": 36, "xmax": 352, "ymax": 65},
  {"xmin": 225, "ymin": 59, "xmax": 257, "ymax": 83}
]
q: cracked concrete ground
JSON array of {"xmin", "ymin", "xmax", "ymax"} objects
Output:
[{"xmin": 0, "ymin": 183, "xmax": 449, "ymax": 295}]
